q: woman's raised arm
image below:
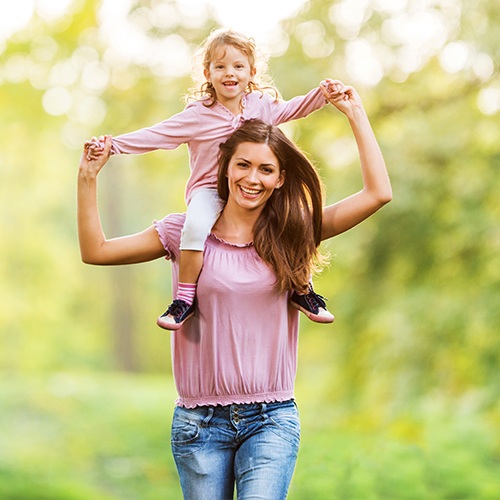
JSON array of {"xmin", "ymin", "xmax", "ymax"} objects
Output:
[
  {"xmin": 77, "ymin": 135, "xmax": 167, "ymax": 265},
  {"xmin": 319, "ymin": 81, "xmax": 392, "ymax": 240}
]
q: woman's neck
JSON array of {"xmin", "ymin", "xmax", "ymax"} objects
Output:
[{"xmin": 212, "ymin": 203, "xmax": 261, "ymax": 244}]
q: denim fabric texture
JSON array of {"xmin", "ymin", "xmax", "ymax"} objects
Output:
[{"xmin": 171, "ymin": 399, "xmax": 300, "ymax": 499}]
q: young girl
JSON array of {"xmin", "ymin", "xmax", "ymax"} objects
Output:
[{"xmin": 86, "ymin": 28, "xmax": 334, "ymax": 330}]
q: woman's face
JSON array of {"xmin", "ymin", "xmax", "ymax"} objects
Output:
[{"xmin": 226, "ymin": 142, "xmax": 284, "ymax": 212}]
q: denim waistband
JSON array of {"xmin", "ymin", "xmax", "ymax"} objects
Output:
[{"xmin": 205, "ymin": 399, "xmax": 295, "ymax": 418}]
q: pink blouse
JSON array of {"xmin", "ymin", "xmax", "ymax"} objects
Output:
[
  {"xmin": 111, "ymin": 88, "xmax": 326, "ymax": 202},
  {"xmin": 154, "ymin": 213, "xmax": 300, "ymax": 408}
]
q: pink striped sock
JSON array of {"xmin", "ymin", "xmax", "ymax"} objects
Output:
[{"xmin": 176, "ymin": 282, "xmax": 197, "ymax": 306}]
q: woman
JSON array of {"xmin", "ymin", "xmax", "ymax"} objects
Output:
[{"xmin": 78, "ymin": 80, "xmax": 392, "ymax": 499}]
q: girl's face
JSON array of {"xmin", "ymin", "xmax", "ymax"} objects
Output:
[
  {"xmin": 204, "ymin": 45, "xmax": 256, "ymax": 109},
  {"xmin": 226, "ymin": 142, "xmax": 284, "ymax": 213}
]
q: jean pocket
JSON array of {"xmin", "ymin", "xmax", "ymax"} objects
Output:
[
  {"xmin": 171, "ymin": 419, "xmax": 200, "ymax": 445},
  {"xmin": 171, "ymin": 407, "xmax": 210, "ymax": 457},
  {"xmin": 267, "ymin": 405, "xmax": 301, "ymax": 447}
]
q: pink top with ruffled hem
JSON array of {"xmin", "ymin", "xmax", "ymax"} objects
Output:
[{"xmin": 154, "ymin": 213, "xmax": 300, "ymax": 408}]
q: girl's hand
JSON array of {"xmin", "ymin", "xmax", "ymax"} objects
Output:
[
  {"xmin": 84, "ymin": 136, "xmax": 107, "ymax": 160},
  {"xmin": 79, "ymin": 135, "xmax": 112, "ymax": 180},
  {"xmin": 320, "ymin": 79, "xmax": 363, "ymax": 118}
]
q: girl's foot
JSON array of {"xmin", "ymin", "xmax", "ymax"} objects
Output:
[
  {"xmin": 290, "ymin": 287, "xmax": 334, "ymax": 323},
  {"xmin": 157, "ymin": 299, "xmax": 196, "ymax": 330}
]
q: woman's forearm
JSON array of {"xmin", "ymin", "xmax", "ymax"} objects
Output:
[
  {"xmin": 348, "ymin": 107, "xmax": 392, "ymax": 206},
  {"xmin": 77, "ymin": 170, "xmax": 108, "ymax": 264},
  {"xmin": 320, "ymin": 82, "xmax": 392, "ymax": 240}
]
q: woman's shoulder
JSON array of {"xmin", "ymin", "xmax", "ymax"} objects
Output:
[
  {"xmin": 153, "ymin": 213, "xmax": 186, "ymax": 260},
  {"xmin": 157, "ymin": 212, "xmax": 186, "ymax": 225}
]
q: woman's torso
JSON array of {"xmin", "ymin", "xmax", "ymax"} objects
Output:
[{"xmin": 155, "ymin": 213, "xmax": 300, "ymax": 408}]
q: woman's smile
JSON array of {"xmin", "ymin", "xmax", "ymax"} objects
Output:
[
  {"xmin": 226, "ymin": 142, "xmax": 284, "ymax": 211},
  {"xmin": 239, "ymin": 185, "xmax": 261, "ymax": 198}
]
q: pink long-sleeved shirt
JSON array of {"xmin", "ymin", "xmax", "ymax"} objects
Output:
[{"xmin": 111, "ymin": 88, "xmax": 326, "ymax": 202}]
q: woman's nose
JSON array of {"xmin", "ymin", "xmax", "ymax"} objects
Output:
[{"xmin": 246, "ymin": 167, "xmax": 259, "ymax": 183}]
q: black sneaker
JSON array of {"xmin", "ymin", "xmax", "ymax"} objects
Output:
[
  {"xmin": 157, "ymin": 299, "xmax": 196, "ymax": 330},
  {"xmin": 291, "ymin": 286, "xmax": 334, "ymax": 323}
]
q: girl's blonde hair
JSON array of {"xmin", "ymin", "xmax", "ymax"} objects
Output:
[{"xmin": 187, "ymin": 28, "xmax": 279, "ymax": 106}]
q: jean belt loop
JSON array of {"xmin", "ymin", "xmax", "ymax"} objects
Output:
[
  {"xmin": 260, "ymin": 402, "xmax": 267, "ymax": 415},
  {"xmin": 202, "ymin": 406, "xmax": 214, "ymax": 426}
]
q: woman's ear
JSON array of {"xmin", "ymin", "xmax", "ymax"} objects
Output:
[{"xmin": 276, "ymin": 170, "xmax": 285, "ymax": 189}]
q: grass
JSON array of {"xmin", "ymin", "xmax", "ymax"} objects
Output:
[
  {"xmin": 0, "ymin": 373, "xmax": 180, "ymax": 500},
  {"xmin": 1, "ymin": 372, "xmax": 499, "ymax": 499}
]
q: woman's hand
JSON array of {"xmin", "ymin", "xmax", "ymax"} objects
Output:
[
  {"xmin": 79, "ymin": 135, "xmax": 112, "ymax": 182},
  {"xmin": 320, "ymin": 79, "xmax": 363, "ymax": 118},
  {"xmin": 84, "ymin": 135, "xmax": 109, "ymax": 161}
]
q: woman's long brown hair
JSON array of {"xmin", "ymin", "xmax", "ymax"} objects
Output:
[{"xmin": 217, "ymin": 119, "xmax": 325, "ymax": 294}]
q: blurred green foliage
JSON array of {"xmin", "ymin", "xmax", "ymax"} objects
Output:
[
  {"xmin": 1, "ymin": 373, "xmax": 499, "ymax": 499},
  {"xmin": 1, "ymin": 0, "xmax": 499, "ymax": 497}
]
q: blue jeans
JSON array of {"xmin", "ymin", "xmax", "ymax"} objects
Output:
[{"xmin": 171, "ymin": 400, "xmax": 300, "ymax": 499}]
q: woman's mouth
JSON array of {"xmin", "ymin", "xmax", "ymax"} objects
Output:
[{"xmin": 240, "ymin": 186, "xmax": 260, "ymax": 198}]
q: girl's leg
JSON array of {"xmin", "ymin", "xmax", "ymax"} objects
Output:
[
  {"xmin": 157, "ymin": 188, "xmax": 224, "ymax": 330},
  {"xmin": 175, "ymin": 249, "xmax": 204, "ymax": 307},
  {"xmin": 179, "ymin": 249, "xmax": 204, "ymax": 284}
]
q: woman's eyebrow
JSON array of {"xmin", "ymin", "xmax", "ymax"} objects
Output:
[{"xmin": 235, "ymin": 156, "xmax": 276, "ymax": 168}]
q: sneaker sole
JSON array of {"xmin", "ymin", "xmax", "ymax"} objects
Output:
[
  {"xmin": 156, "ymin": 311, "xmax": 195, "ymax": 331},
  {"xmin": 291, "ymin": 302, "xmax": 334, "ymax": 324}
]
